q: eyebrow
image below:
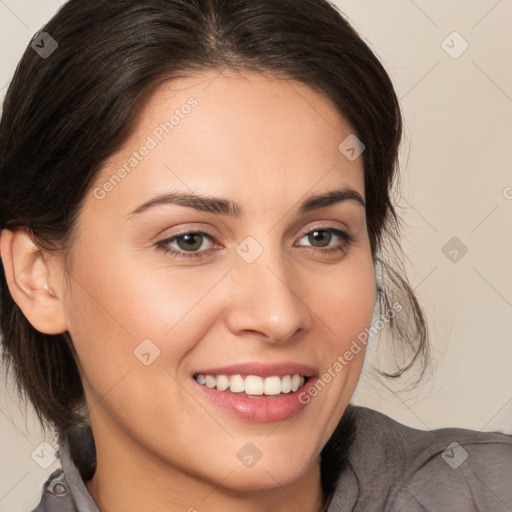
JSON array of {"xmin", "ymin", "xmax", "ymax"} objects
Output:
[{"xmin": 128, "ymin": 187, "xmax": 365, "ymax": 218}]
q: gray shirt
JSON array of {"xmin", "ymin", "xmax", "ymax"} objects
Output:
[{"xmin": 30, "ymin": 405, "xmax": 512, "ymax": 511}]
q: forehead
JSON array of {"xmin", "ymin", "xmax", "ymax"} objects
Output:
[
  {"xmin": 89, "ymin": 69, "xmax": 365, "ymax": 218},
  {"xmin": 136, "ymin": 69, "xmax": 356, "ymax": 158}
]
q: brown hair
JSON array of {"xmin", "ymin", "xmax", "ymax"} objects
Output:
[{"xmin": 0, "ymin": 0, "xmax": 428, "ymax": 448}]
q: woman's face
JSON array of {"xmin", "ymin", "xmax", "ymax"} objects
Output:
[{"xmin": 59, "ymin": 70, "xmax": 376, "ymax": 493}]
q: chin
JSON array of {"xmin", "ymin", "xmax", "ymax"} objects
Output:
[{"xmin": 213, "ymin": 450, "xmax": 317, "ymax": 492}]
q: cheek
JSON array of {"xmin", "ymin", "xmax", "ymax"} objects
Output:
[
  {"xmin": 305, "ymin": 258, "xmax": 377, "ymax": 349},
  {"xmin": 63, "ymin": 248, "xmax": 230, "ymax": 374}
]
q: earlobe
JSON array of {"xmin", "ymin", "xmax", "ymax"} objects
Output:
[{"xmin": 0, "ymin": 228, "xmax": 68, "ymax": 334}]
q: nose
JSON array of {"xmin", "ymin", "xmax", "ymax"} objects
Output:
[{"xmin": 224, "ymin": 245, "xmax": 313, "ymax": 343}]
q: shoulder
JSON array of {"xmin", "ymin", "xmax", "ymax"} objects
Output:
[{"xmin": 347, "ymin": 405, "xmax": 512, "ymax": 511}]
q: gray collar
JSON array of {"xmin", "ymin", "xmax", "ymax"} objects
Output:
[{"xmin": 58, "ymin": 440, "xmax": 100, "ymax": 512}]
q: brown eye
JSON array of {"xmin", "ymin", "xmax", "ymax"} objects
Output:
[
  {"xmin": 296, "ymin": 227, "xmax": 354, "ymax": 254},
  {"xmin": 156, "ymin": 231, "xmax": 217, "ymax": 259},
  {"xmin": 307, "ymin": 230, "xmax": 332, "ymax": 248},
  {"xmin": 174, "ymin": 233, "xmax": 206, "ymax": 252}
]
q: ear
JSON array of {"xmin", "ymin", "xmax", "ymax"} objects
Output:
[{"xmin": 0, "ymin": 228, "xmax": 67, "ymax": 334}]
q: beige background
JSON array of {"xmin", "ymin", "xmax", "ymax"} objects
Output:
[{"xmin": 1, "ymin": 1, "xmax": 511, "ymax": 510}]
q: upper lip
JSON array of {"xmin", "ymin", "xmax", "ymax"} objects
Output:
[{"xmin": 193, "ymin": 362, "xmax": 317, "ymax": 378}]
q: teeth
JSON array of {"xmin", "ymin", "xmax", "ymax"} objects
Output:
[
  {"xmin": 291, "ymin": 374, "xmax": 302, "ymax": 392},
  {"xmin": 205, "ymin": 375, "xmax": 216, "ymax": 388},
  {"xmin": 230, "ymin": 375, "xmax": 245, "ymax": 393},
  {"xmin": 263, "ymin": 376, "xmax": 282, "ymax": 395},
  {"xmin": 281, "ymin": 375, "xmax": 292, "ymax": 393},
  {"xmin": 194, "ymin": 373, "xmax": 307, "ymax": 396},
  {"xmin": 216, "ymin": 374, "xmax": 230, "ymax": 391},
  {"xmin": 245, "ymin": 375, "xmax": 264, "ymax": 395}
]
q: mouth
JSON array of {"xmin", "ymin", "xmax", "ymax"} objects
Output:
[
  {"xmin": 193, "ymin": 373, "xmax": 311, "ymax": 398},
  {"xmin": 192, "ymin": 368, "xmax": 319, "ymax": 422}
]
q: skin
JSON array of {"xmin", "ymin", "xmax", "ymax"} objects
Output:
[{"xmin": 1, "ymin": 69, "xmax": 376, "ymax": 512}]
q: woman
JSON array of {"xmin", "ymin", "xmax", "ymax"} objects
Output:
[{"xmin": 0, "ymin": 1, "xmax": 510, "ymax": 511}]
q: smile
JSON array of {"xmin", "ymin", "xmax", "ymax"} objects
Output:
[{"xmin": 194, "ymin": 373, "xmax": 307, "ymax": 396}]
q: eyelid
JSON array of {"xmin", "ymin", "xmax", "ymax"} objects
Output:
[{"xmin": 297, "ymin": 222, "xmax": 351, "ymax": 238}]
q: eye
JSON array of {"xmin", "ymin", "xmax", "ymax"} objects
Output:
[
  {"xmin": 296, "ymin": 227, "xmax": 354, "ymax": 255},
  {"xmin": 156, "ymin": 231, "xmax": 216, "ymax": 259},
  {"xmin": 155, "ymin": 226, "xmax": 354, "ymax": 260}
]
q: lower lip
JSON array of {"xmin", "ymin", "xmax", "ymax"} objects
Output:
[{"xmin": 193, "ymin": 377, "xmax": 319, "ymax": 423}]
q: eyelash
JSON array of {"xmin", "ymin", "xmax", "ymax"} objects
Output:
[{"xmin": 155, "ymin": 227, "xmax": 355, "ymax": 260}]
